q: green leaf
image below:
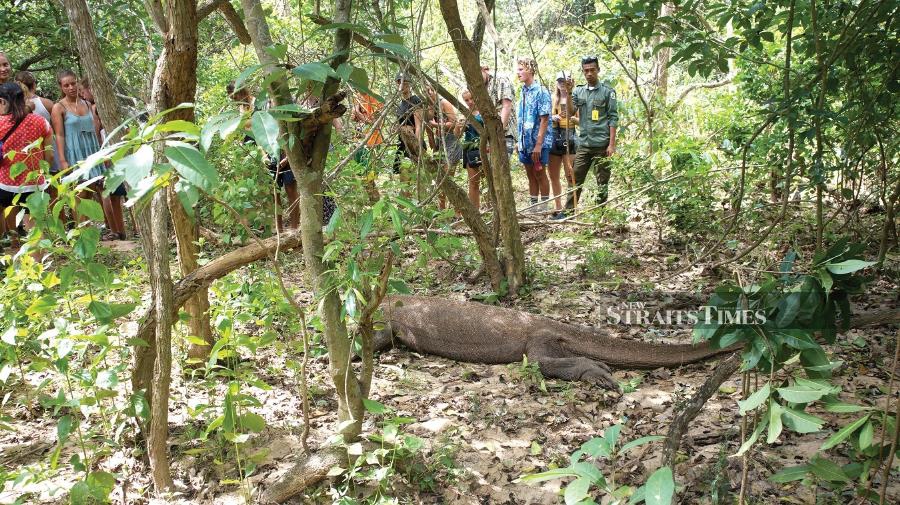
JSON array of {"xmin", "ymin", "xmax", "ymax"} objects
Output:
[
  {"xmin": 165, "ymin": 145, "xmax": 219, "ymax": 192},
  {"xmin": 808, "ymin": 455, "xmax": 850, "ymax": 483},
  {"xmin": 359, "ymin": 210, "xmax": 374, "ymax": 239},
  {"xmin": 564, "ymin": 476, "xmax": 592, "ymax": 505},
  {"xmin": 825, "ymin": 260, "xmax": 875, "ymax": 275},
  {"xmin": 519, "ymin": 467, "xmax": 579, "ymax": 483},
  {"xmin": 820, "ymin": 414, "xmax": 870, "ymax": 451},
  {"xmin": 25, "ymin": 295, "xmax": 57, "ymax": 317},
  {"xmin": 175, "ymin": 179, "xmax": 199, "ymax": 218},
  {"xmin": 738, "ymin": 383, "xmax": 771, "ymax": 415},
  {"xmin": 822, "ymin": 400, "xmax": 868, "ymax": 413},
  {"xmin": 57, "ymin": 415, "xmax": 73, "ymax": 440},
  {"xmin": 770, "ymin": 464, "xmax": 810, "ymax": 483},
  {"xmin": 158, "ymin": 119, "xmax": 200, "ymax": 137},
  {"xmin": 781, "ymin": 406, "xmax": 824, "ymax": 434},
  {"xmin": 292, "ymin": 62, "xmax": 337, "ymax": 83},
  {"xmin": 767, "ymin": 401, "xmax": 784, "ymax": 443},
  {"xmin": 644, "ymin": 466, "xmax": 674, "ymax": 505},
  {"xmin": 362, "ymin": 398, "xmax": 388, "ymax": 414},
  {"xmin": 777, "ymin": 385, "xmax": 831, "ymax": 404},
  {"xmin": 817, "ymin": 270, "xmax": 833, "ymax": 294},
  {"xmin": 620, "ymin": 435, "xmax": 666, "ymax": 454},
  {"xmin": 858, "ymin": 420, "xmax": 874, "ymax": 450},
  {"xmin": 373, "ymin": 40, "xmax": 413, "ymax": 58},
  {"xmin": 239, "ymin": 413, "xmax": 266, "ymax": 433},
  {"xmin": 77, "ymin": 198, "xmax": 105, "ymax": 222},
  {"xmin": 735, "ymin": 418, "xmax": 767, "ymax": 457},
  {"xmin": 251, "ymin": 110, "xmax": 281, "ymax": 159}
]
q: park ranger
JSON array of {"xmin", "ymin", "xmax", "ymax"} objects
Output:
[{"xmin": 554, "ymin": 56, "xmax": 618, "ymax": 219}]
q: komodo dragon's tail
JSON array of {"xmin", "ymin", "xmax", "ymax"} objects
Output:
[{"xmin": 570, "ymin": 329, "xmax": 742, "ymax": 369}]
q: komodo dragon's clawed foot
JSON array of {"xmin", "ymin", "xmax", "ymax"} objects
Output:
[{"xmin": 526, "ymin": 337, "xmax": 620, "ymax": 391}]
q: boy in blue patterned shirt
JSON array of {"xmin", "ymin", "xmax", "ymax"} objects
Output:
[{"xmin": 516, "ymin": 57, "xmax": 553, "ymax": 212}]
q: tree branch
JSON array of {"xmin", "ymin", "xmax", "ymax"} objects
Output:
[
  {"xmin": 670, "ymin": 77, "xmax": 732, "ymax": 109},
  {"xmin": 197, "ymin": 0, "xmax": 228, "ymax": 19},
  {"xmin": 143, "ymin": 0, "xmax": 167, "ymax": 32},
  {"xmin": 216, "ymin": 1, "xmax": 252, "ymax": 44}
]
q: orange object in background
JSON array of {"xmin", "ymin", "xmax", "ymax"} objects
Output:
[{"xmin": 354, "ymin": 92, "xmax": 384, "ymax": 147}]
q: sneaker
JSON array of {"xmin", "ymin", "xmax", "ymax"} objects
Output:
[{"xmin": 551, "ymin": 211, "xmax": 569, "ymax": 221}]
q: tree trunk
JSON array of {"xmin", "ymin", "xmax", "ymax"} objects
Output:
[
  {"xmin": 143, "ymin": 0, "xmax": 201, "ymax": 492},
  {"xmin": 438, "ymin": 0, "xmax": 526, "ymax": 296},
  {"xmin": 399, "ymin": 130, "xmax": 504, "ymax": 290},
  {"xmin": 58, "ymin": 0, "xmax": 123, "ymax": 141},
  {"xmin": 168, "ymin": 190, "xmax": 215, "ymax": 363},
  {"xmin": 654, "ymin": 3, "xmax": 673, "ymax": 103},
  {"xmin": 239, "ymin": 0, "xmax": 363, "ymax": 440}
]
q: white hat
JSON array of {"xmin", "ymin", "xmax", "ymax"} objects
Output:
[{"xmin": 556, "ymin": 71, "xmax": 571, "ymax": 81}]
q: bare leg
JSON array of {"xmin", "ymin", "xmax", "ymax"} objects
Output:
[
  {"xmin": 107, "ymin": 195, "xmax": 126, "ymax": 238},
  {"xmin": 467, "ymin": 166, "xmax": 481, "ymax": 209},
  {"xmin": 536, "ymin": 164, "xmax": 550, "ymax": 200},
  {"xmin": 523, "ymin": 164, "xmax": 539, "ymax": 201},
  {"xmin": 548, "ymin": 154, "xmax": 564, "ymax": 210},
  {"xmin": 284, "ymin": 181, "xmax": 300, "ymax": 230}
]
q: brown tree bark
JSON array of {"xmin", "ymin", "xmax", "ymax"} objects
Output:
[
  {"xmin": 143, "ymin": 0, "xmax": 201, "ymax": 492},
  {"xmin": 58, "ymin": 0, "xmax": 123, "ymax": 140},
  {"xmin": 399, "ymin": 130, "xmax": 504, "ymax": 290},
  {"xmin": 239, "ymin": 0, "xmax": 363, "ymax": 440},
  {"xmin": 438, "ymin": 0, "xmax": 526, "ymax": 296}
]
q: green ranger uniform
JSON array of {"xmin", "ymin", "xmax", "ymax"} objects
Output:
[{"xmin": 566, "ymin": 82, "xmax": 618, "ymax": 209}]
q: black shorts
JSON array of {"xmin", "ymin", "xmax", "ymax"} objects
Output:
[
  {"xmin": 550, "ymin": 128, "xmax": 578, "ymax": 156},
  {"xmin": 0, "ymin": 188, "xmax": 34, "ymax": 208},
  {"xmin": 108, "ymin": 183, "xmax": 127, "ymax": 197},
  {"xmin": 268, "ymin": 158, "xmax": 296, "ymax": 188}
]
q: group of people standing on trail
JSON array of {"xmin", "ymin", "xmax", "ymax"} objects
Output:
[
  {"xmin": 388, "ymin": 55, "xmax": 618, "ymax": 220},
  {"xmin": 0, "ymin": 51, "xmax": 127, "ymax": 254},
  {"xmin": 230, "ymin": 54, "xmax": 618, "ymax": 227}
]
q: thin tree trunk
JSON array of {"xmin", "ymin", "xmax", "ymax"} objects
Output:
[
  {"xmin": 58, "ymin": 0, "xmax": 123, "ymax": 140},
  {"xmin": 399, "ymin": 130, "xmax": 505, "ymax": 290},
  {"xmin": 239, "ymin": 0, "xmax": 363, "ymax": 440},
  {"xmin": 438, "ymin": 0, "xmax": 526, "ymax": 296},
  {"xmin": 143, "ymin": 0, "xmax": 201, "ymax": 492},
  {"xmin": 168, "ymin": 191, "xmax": 214, "ymax": 363}
]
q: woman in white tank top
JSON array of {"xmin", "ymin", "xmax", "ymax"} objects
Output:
[{"xmin": 15, "ymin": 71, "xmax": 59, "ymax": 173}]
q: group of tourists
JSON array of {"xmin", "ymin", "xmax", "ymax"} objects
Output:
[
  {"xmin": 388, "ymin": 55, "xmax": 618, "ymax": 220},
  {"xmin": 0, "ymin": 51, "xmax": 126, "ymax": 254}
]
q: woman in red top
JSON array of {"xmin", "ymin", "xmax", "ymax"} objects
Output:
[{"xmin": 0, "ymin": 82, "xmax": 53, "ymax": 237}]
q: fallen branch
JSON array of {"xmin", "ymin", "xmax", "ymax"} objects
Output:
[
  {"xmin": 131, "ymin": 230, "xmax": 303, "ymax": 396},
  {"xmin": 260, "ymin": 446, "xmax": 346, "ymax": 504}
]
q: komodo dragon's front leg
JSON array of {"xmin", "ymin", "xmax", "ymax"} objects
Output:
[{"xmin": 525, "ymin": 334, "xmax": 618, "ymax": 390}]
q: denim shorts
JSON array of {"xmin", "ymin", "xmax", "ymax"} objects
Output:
[{"xmin": 518, "ymin": 146, "xmax": 550, "ymax": 166}]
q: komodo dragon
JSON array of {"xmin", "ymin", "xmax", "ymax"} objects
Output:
[{"xmin": 374, "ymin": 296, "xmax": 738, "ymax": 390}]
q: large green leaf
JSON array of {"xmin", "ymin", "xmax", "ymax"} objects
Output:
[
  {"xmin": 738, "ymin": 383, "xmax": 771, "ymax": 415},
  {"xmin": 770, "ymin": 464, "xmax": 810, "ymax": 483},
  {"xmin": 777, "ymin": 384, "xmax": 832, "ymax": 404},
  {"xmin": 825, "ymin": 260, "xmax": 875, "ymax": 275},
  {"xmin": 292, "ymin": 62, "xmax": 337, "ymax": 83},
  {"xmin": 644, "ymin": 466, "xmax": 674, "ymax": 505},
  {"xmin": 251, "ymin": 110, "xmax": 280, "ymax": 159},
  {"xmin": 781, "ymin": 406, "xmax": 824, "ymax": 434},
  {"xmin": 808, "ymin": 455, "xmax": 850, "ymax": 483},
  {"xmin": 564, "ymin": 476, "xmax": 591, "ymax": 505},
  {"xmin": 165, "ymin": 145, "xmax": 219, "ymax": 192},
  {"xmin": 820, "ymin": 414, "xmax": 870, "ymax": 451},
  {"xmin": 767, "ymin": 401, "xmax": 784, "ymax": 443}
]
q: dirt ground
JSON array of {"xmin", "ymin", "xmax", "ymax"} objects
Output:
[{"xmin": 1, "ymin": 200, "xmax": 898, "ymax": 504}]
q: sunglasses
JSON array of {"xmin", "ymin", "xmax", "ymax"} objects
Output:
[{"xmin": 581, "ymin": 56, "xmax": 599, "ymax": 66}]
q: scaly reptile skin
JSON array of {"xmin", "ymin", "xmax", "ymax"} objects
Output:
[{"xmin": 375, "ymin": 295, "xmax": 738, "ymax": 390}]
